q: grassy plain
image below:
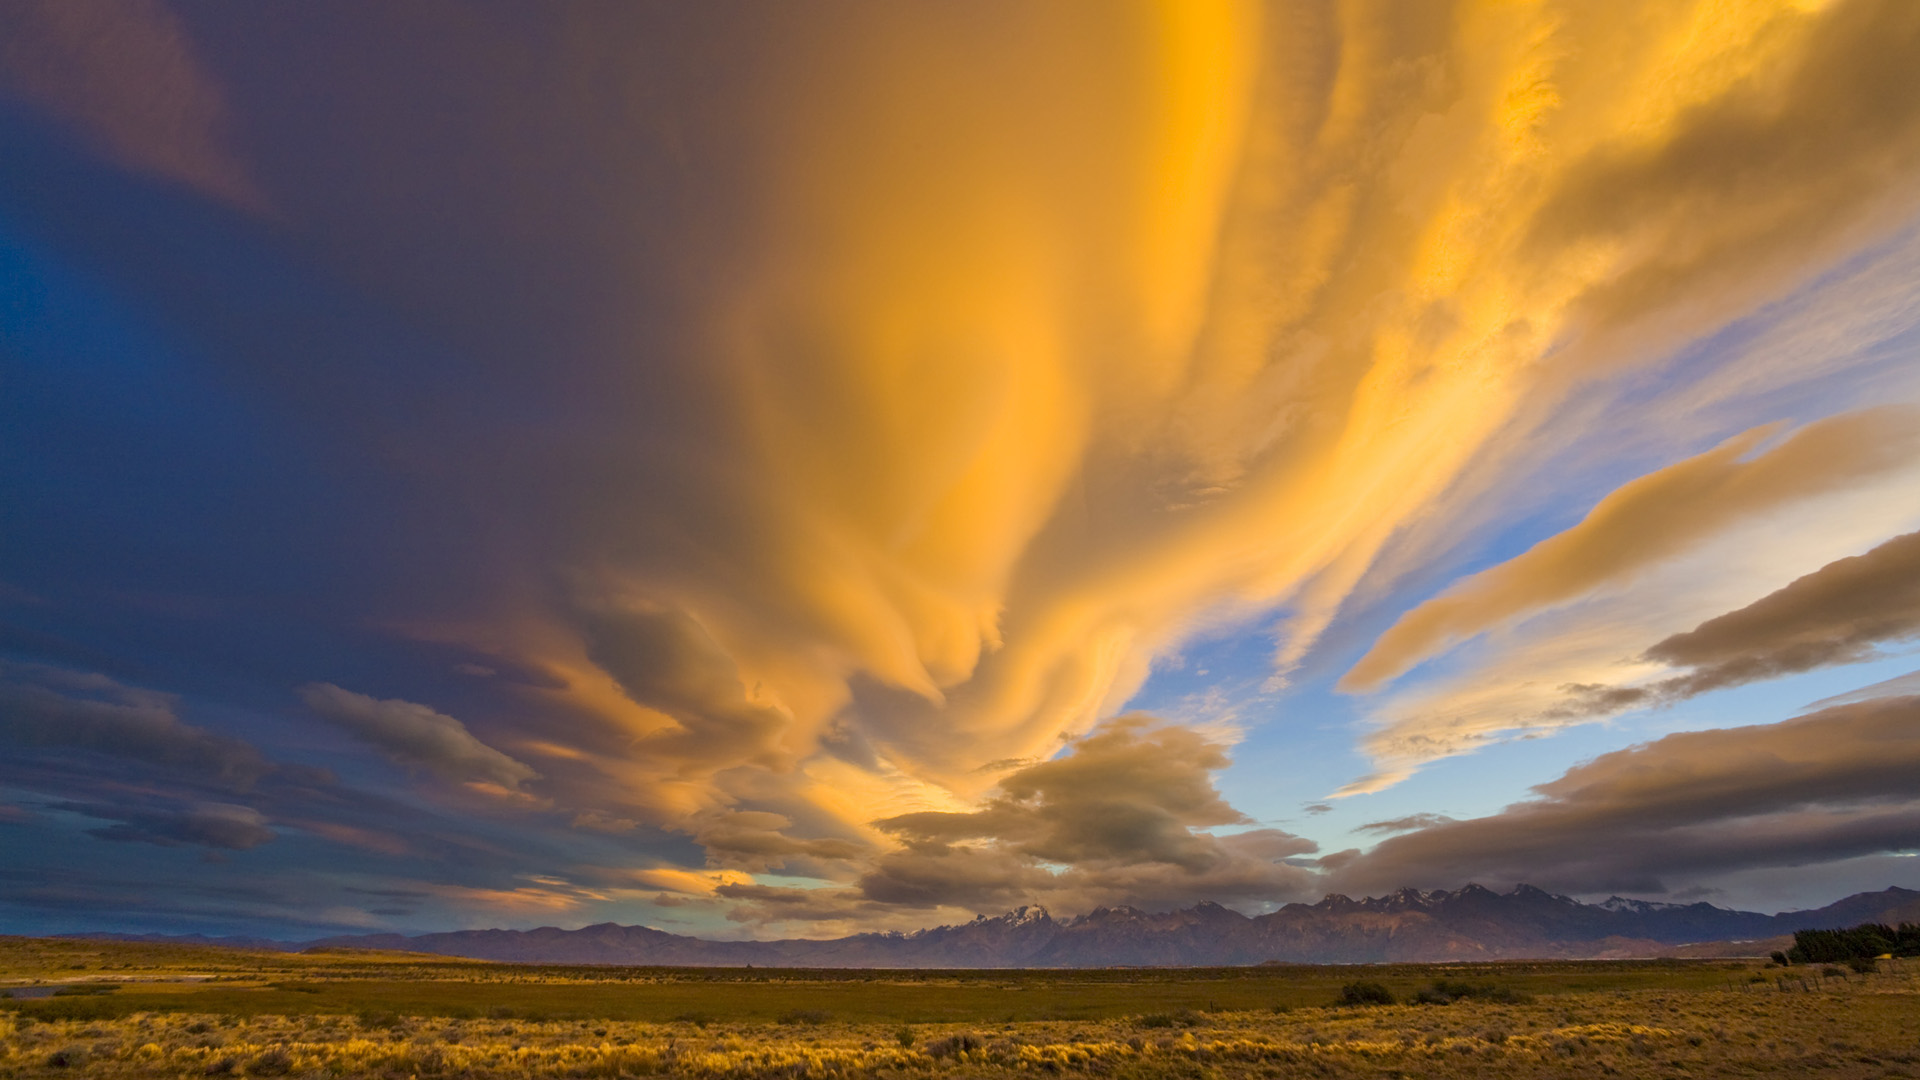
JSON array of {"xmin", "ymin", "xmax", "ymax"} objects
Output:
[{"xmin": 2, "ymin": 936, "xmax": 1917, "ymax": 1077}]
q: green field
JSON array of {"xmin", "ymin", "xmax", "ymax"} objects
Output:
[{"xmin": 0, "ymin": 936, "xmax": 1758, "ymax": 1023}]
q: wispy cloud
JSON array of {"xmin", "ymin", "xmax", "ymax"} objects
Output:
[
  {"xmin": 1342, "ymin": 408, "xmax": 1920, "ymax": 692},
  {"xmin": 64, "ymin": 800, "xmax": 275, "ymax": 851},
  {"xmin": 1340, "ymin": 447, "xmax": 1920, "ymax": 794}
]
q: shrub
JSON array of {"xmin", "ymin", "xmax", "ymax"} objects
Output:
[
  {"xmin": 1412, "ymin": 980, "xmax": 1530, "ymax": 1005},
  {"xmin": 1338, "ymin": 981, "xmax": 1396, "ymax": 1006},
  {"xmin": 926, "ymin": 1032, "xmax": 984, "ymax": 1058},
  {"xmin": 1848, "ymin": 956, "xmax": 1878, "ymax": 974},
  {"xmin": 596, "ymin": 1047, "xmax": 665, "ymax": 1075},
  {"xmin": 1769, "ymin": 951, "xmax": 1790, "ymax": 966},
  {"xmin": 778, "ymin": 1009, "xmax": 831, "ymax": 1025},
  {"xmin": 51, "ymin": 983, "xmax": 118, "ymax": 996}
]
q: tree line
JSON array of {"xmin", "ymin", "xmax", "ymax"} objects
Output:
[{"xmin": 1772, "ymin": 922, "xmax": 1920, "ymax": 966}]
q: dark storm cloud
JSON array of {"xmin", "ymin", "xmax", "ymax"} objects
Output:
[{"xmin": 1331, "ymin": 696, "xmax": 1920, "ymax": 896}]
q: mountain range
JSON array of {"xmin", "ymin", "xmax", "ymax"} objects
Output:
[{"xmin": 85, "ymin": 885, "xmax": 1920, "ymax": 967}]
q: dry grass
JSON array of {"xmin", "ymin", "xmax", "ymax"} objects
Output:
[{"xmin": 3, "ymin": 939, "xmax": 1918, "ymax": 1078}]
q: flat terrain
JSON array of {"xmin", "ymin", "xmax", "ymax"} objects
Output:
[{"xmin": 2, "ymin": 936, "xmax": 1916, "ymax": 1077}]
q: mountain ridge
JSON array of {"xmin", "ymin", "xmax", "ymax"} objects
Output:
[{"xmin": 72, "ymin": 885, "xmax": 1920, "ymax": 967}]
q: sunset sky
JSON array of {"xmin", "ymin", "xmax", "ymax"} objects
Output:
[{"xmin": 4, "ymin": 0, "xmax": 1920, "ymax": 941}]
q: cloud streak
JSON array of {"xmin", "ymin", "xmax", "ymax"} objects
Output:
[
  {"xmin": 1645, "ymin": 528, "xmax": 1920, "ymax": 691},
  {"xmin": 66, "ymin": 800, "xmax": 275, "ymax": 851},
  {"xmin": 298, "ymin": 683, "xmax": 538, "ymax": 790},
  {"xmin": 1552, "ymin": 527, "xmax": 1920, "ymax": 717},
  {"xmin": 1343, "ymin": 408, "xmax": 1920, "ymax": 691},
  {"xmin": 0, "ymin": 662, "xmax": 270, "ymax": 789},
  {"xmin": 1331, "ymin": 695, "xmax": 1920, "ymax": 897}
]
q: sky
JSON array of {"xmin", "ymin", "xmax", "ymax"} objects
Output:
[{"xmin": 3, "ymin": 0, "xmax": 1920, "ymax": 941}]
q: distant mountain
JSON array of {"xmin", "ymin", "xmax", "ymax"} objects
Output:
[
  {"xmin": 69, "ymin": 932, "xmax": 297, "ymax": 953},
  {"xmin": 80, "ymin": 886, "xmax": 1920, "ymax": 967}
]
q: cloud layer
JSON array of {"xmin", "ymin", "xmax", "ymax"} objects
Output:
[
  {"xmin": 709, "ymin": 718, "xmax": 1316, "ymax": 928},
  {"xmin": 2, "ymin": 1, "xmax": 1919, "ymax": 932},
  {"xmin": 1330, "ymin": 695, "xmax": 1920, "ymax": 897}
]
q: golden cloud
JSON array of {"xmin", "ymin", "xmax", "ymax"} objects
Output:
[
  {"xmin": 471, "ymin": 0, "xmax": 1920, "ymax": 895},
  {"xmin": 506, "ymin": 0, "xmax": 1920, "ymax": 877}
]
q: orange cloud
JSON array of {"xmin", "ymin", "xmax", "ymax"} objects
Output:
[
  {"xmin": 428, "ymin": 881, "xmax": 609, "ymax": 914},
  {"xmin": 619, "ymin": 867, "xmax": 756, "ymax": 896}
]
